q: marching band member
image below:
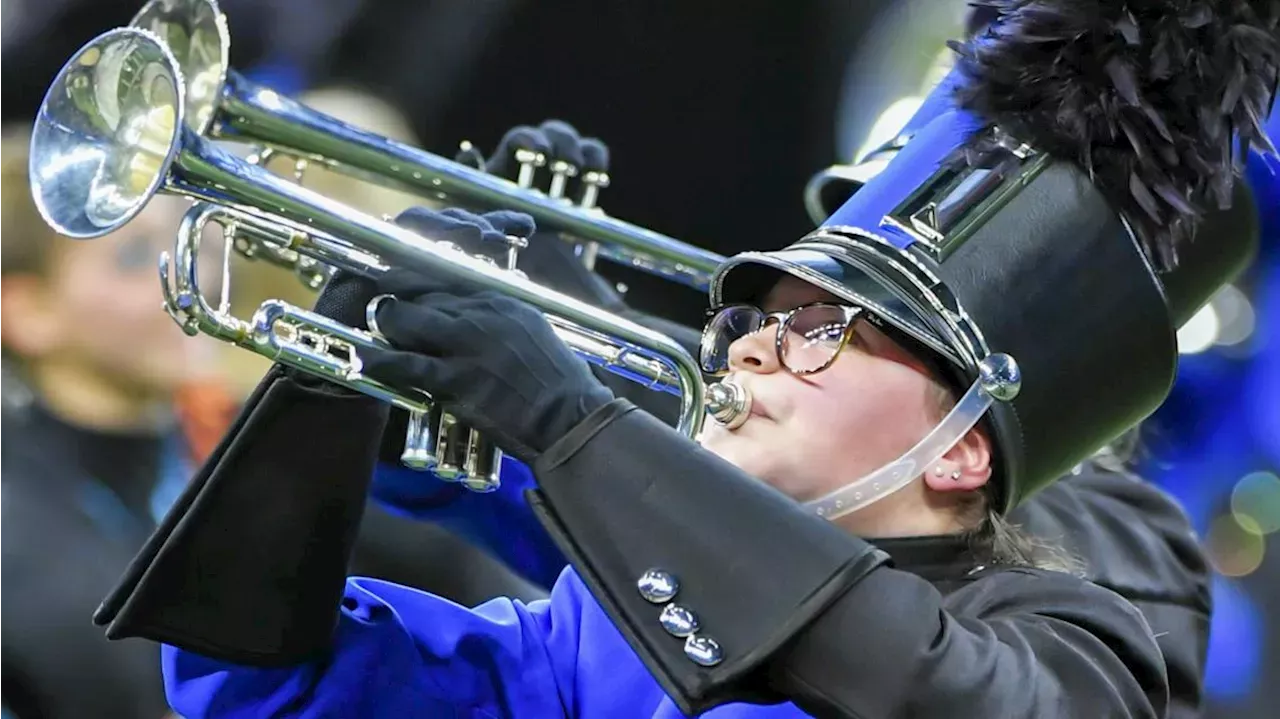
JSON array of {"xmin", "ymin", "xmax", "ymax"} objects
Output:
[
  {"xmin": 370, "ymin": 100, "xmax": 1279, "ymax": 718},
  {"xmin": 794, "ymin": 67, "xmax": 1276, "ymax": 719},
  {"xmin": 1, "ymin": 130, "xmax": 214, "ymax": 719},
  {"xmin": 371, "ymin": 11, "xmax": 1280, "ymax": 709},
  {"xmin": 94, "ymin": 1, "xmax": 1277, "ymax": 717}
]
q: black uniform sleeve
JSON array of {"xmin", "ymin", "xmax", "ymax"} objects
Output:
[
  {"xmin": 93, "ymin": 366, "xmax": 389, "ymax": 665},
  {"xmin": 1010, "ymin": 465, "xmax": 1210, "ymax": 718},
  {"xmin": 528, "ymin": 400, "xmax": 1170, "ymax": 717},
  {"xmin": 771, "ymin": 565, "xmax": 1169, "ymax": 718}
]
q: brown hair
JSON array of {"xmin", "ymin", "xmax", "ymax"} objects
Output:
[
  {"xmin": 1, "ymin": 126, "xmax": 60, "ymax": 279},
  {"xmin": 928, "ymin": 379, "xmax": 1085, "ymax": 574},
  {"xmin": 2, "ymin": 126, "xmax": 63, "ymax": 373}
]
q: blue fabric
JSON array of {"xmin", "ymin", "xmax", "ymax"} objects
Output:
[
  {"xmin": 242, "ymin": 56, "xmax": 309, "ymax": 97},
  {"xmin": 371, "ymin": 457, "xmax": 568, "ymax": 588},
  {"xmin": 75, "ymin": 429, "xmax": 194, "ymax": 542},
  {"xmin": 898, "ymin": 70, "xmax": 964, "ymax": 137},
  {"xmin": 151, "ymin": 431, "xmax": 196, "ymax": 524},
  {"xmin": 163, "ymin": 569, "xmax": 808, "ymax": 718}
]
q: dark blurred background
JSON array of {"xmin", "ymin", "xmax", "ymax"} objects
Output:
[{"xmin": 3, "ymin": 1, "xmax": 1278, "ymax": 718}]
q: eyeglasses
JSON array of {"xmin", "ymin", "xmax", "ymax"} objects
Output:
[{"xmin": 699, "ymin": 302, "xmax": 865, "ymax": 376}]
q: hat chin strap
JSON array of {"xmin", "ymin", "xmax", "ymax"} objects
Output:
[{"xmin": 805, "ymin": 373, "xmax": 995, "ymax": 520}]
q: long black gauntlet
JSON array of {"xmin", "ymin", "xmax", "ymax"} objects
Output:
[
  {"xmin": 527, "ymin": 400, "xmax": 890, "ymax": 715},
  {"xmin": 94, "ymin": 274, "xmax": 390, "ymax": 666}
]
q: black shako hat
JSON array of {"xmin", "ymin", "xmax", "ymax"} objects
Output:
[{"xmin": 713, "ymin": 0, "xmax": 1278, "ymax": 513}]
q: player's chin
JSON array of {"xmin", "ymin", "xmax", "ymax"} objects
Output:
[{"xmin": 700, "ymin": 427, "xmax": 776, "ymax": 475}]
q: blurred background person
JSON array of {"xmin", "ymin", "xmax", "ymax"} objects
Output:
[{"xmin": 0, "ymin": 126, "xmax": 223, "ymax": 719}]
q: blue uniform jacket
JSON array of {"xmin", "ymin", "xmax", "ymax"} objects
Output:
[
  {"xmin": 370, "ymin": 456, "xmax": 565, "ymax": 588},
  {"xmin": 165, "ymin": 563, "xmax": 816, "ymax": 718},
  {"xmin": 167, "ymin": 458, "xmax": 775, "ymax": 717}
]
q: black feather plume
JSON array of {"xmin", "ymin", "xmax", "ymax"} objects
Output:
[{"xmin": 950, "ymin": 0, "xmax": 1280, "ymax": 271}]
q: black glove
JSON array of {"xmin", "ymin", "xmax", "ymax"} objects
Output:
[
  {"xmin": 357, "ymin": 211, "xmax": 616, "ymax": 464},
  {"xmin": 374, "ymin": 206, "xmax": 539, "ymax": 466},
  {"xmin": 456, "ymin": 120, "xmax": 623, "ymax": 307},
  {"xmin": 458, "ymin": 118, "xmax": 610, "ymax": 207},
  {"xmin": 357, "ymin": 203, "xmax": 674, "ymax": 470},
  {"xmin": 457, "ymin": 121, "xmax": 702, "ymax": 427},
  {"xmin": 93, "ymin": 271, "xmax": 391, "ymax": 665},
  {"xmin": 471, "ymin": 120, "xmax": 702, "ymax": 351}
]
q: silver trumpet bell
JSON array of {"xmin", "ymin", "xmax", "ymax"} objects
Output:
[
  {"xmin": 29, "ymin": 27, "xmax": 711, "ymax": 493},
  {"xmin": 128, "ymin": 0, "xmax": 727, "ymax": 291}
]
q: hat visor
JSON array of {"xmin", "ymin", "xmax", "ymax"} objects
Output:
[{"xmin": 711, "ymin": 245, "xmax": 966, "ymax": 370}]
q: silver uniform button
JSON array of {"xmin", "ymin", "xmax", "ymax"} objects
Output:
[
  {"xmin": 659, "ymin": 604, "xmax": 699, "ymax": 637},
  {"xmin": 684, "ymin": 635, "xmax": 724, "ymax": 667},
  {"xmin": 637, "ymin": 569, "xmax": 679, "ymax": 604}
]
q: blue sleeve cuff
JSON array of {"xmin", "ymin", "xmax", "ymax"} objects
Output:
[{"xmin": 370, "ymin": 455, "xmax": 568, "ymax": 588}]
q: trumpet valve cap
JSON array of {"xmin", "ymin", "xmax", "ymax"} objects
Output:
[
  {"xmin": 514, "ymin": 149, "xmax": 545, "ymax": 189},
  {"xmin": 513, "ymin": 148, "xmax": 546, "ymax": 167},
  {"xmin": 434, "ymin": 464, "xmax": 463, "ymax": 481},
  {"xmin": 582, "ymin": 171, "xmax": 611, "ymax": 189},
  {"xmin": 461, "ymin": 477, "xmax": 501, "ymax": 493},
  {"xmin": 549, "ymin": 160, "xmax": 579, "ymax": 178}
]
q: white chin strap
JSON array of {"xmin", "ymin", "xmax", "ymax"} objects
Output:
[{"xmin": 805, "ymin": 370, "xmax": 997, "ymax": 520}]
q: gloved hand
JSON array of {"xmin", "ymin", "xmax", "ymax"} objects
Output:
[
  {"xmin": 456, "ymin": 119, "xmax": 624, "ymax": 311},
  {"xmin": 354, "ymin": 209, "xmax": 617, "ymax": 464},
  {"xmin": 394, "ymin": 205, "xmax": 536, "ymax": 268},
  {"xmin": 371, "ymin": 206, "xmax": 535, "ymax": 466},
  {"xmin": 457, "ymin": 122, "xmax": 701, "ymax": 428},
  {"xmin": 463, "ymin": 120, "xmax": 702, "ymax": 354},
  {"xmin": 457, "ymin": 118, "xmax": 610, "ymax": 209}
]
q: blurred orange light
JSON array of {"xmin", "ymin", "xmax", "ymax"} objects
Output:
[{"xmin": 1206, "ymin": 515, "xmax": 1265, "ymax": 577}]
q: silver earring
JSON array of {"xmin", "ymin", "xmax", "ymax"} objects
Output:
[
  {"xmin": 951, "ymin": 470, "xmax": 962, "ymax": 480},
  {"xmin": 932, "ymin": 467, "xmax": 945, "ymax": 477}
]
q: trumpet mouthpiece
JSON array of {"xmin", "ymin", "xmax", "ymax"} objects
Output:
[{"xmin": 706, "ymin": 379, "xmax": 751, "ymax": 430}]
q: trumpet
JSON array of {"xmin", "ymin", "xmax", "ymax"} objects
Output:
[
  {"xmin": 127, "ymin": 0, "xmax": 726, "ymax": 291},
  {"xmin": 29, "ymin": 27, "xmax": 721, "ymax": 492}
]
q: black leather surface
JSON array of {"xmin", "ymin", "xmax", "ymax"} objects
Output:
[
  {"xmin": 1160, "ymin": 181, "xmax": 1259, "ymax": 328},
  {"xmin": 933, "ymin": 162, "xmax": 1177, "ymax": 508}
]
